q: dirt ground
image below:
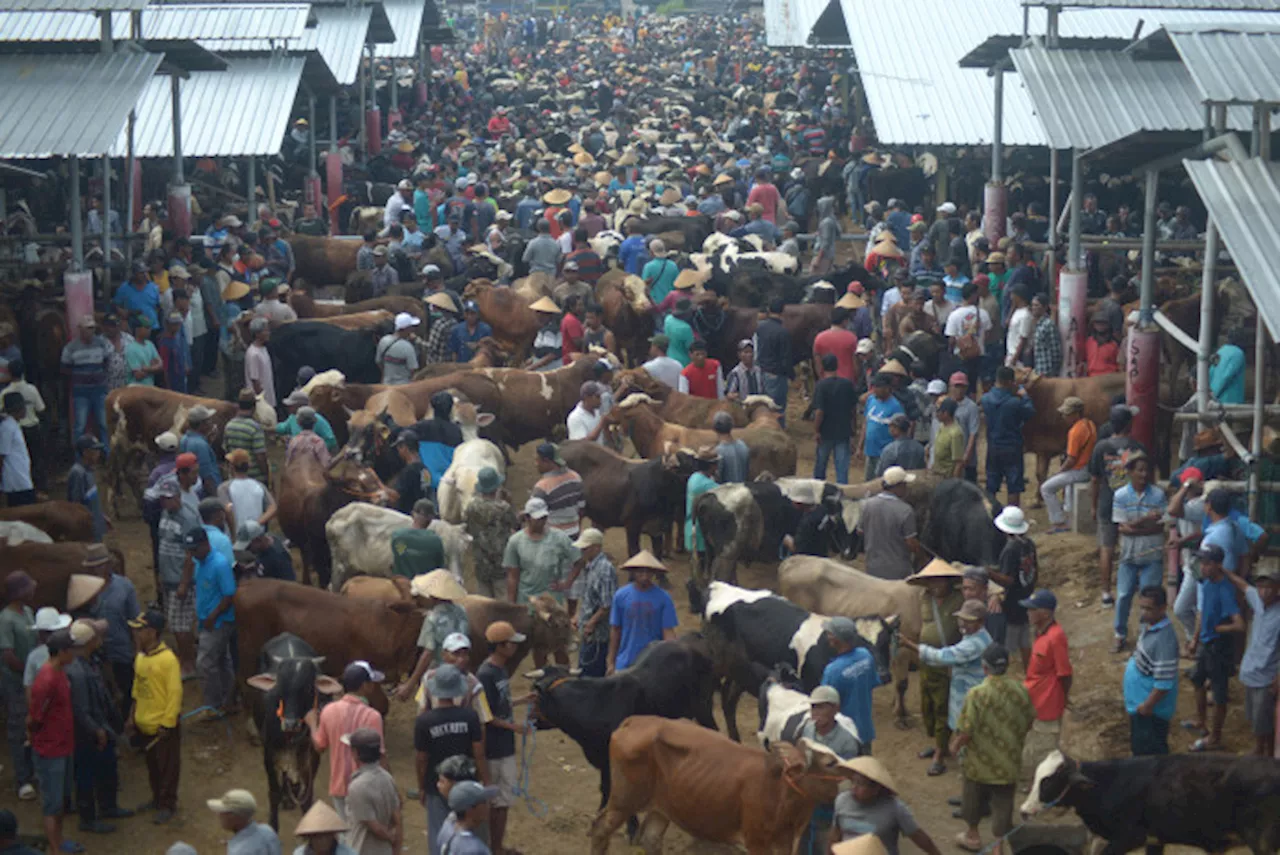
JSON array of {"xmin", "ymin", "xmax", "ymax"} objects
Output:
[{"xmin": 3, "ymin": 383, "xmax": 1262, "ymax": 855}]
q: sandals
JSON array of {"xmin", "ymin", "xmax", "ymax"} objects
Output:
[
  {"xmin": 955, "ymin": 833, "xmax": 982, "ymax": 852},
  {"xmin": 927, "ymin": 761, "xmax": 947, "ymax": 776},
  {"xmin": 1180, "ymin": 720, "xmax": 1207, "ymax": 735},
  {"xmin": 918, "ymin": 747, "xmax": 936, "ymax": 759},
  {"xmin": 1190, "ymin": 737, "xmax": 1221, "ymax": 752}
]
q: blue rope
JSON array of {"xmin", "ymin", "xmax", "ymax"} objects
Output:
[{"xmin": 514, "ymin": 710, "xmax": 550, "ymax": 818}]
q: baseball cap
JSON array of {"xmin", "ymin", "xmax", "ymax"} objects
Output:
[
  {"xmin": 340, "ymin": 727, "xmax": 383, "ymax": 751},
  {"xmin": 1254, "ymin": 565, "xmax": 1280, "ymax": 583},
  {"xmin": 535, "ymin": 441, "xmax": 564, "ymax": 465},
  {"xmin": 982, "ymin": 642, "xmax": 1010, "ymax": 672},
  {"xmin": 175, "ymin": 452, "xmax": 199, "ymax": 470},
  {"xmin": 823, "ymin": 616, "xmax": 860, "ymax": 644},
  {"xmin": 448, "ymin": 780, "xmax": 500, "ymax": 813},
  {"xmin": 76, "ymin": 434, "xmax": 104, "ymax": 452},
  {"xmin": 69, "ymin": 618, "xmax": 106, "ymax": 647},
  {"xmin": 234, "ymin": 520, "xmax": 266, "ymax": 551},
  {"xmin": 182, "ymin": 527, "xmax": 209, "ymax": 548},
  {"xmin": 207, "ymin": 789, "xmax": 257, "ymax": 816},
  {"xmin": 442, "ymin": 632, "xmax": 472, "ymax": 653},
  {"xmin": 881, "ymin": 466, "xmax": 916, "ymax": 487},
  {"xmin": 1018, "ymin": 589, "xmax": 1058, "ymax": 611},
  {"xmin": 155, "ymin": 479, "xmax": 181, "ymax": 499},
  {"xmin": 226, "ymin": 448, "xmax": 251, "ymax": 467},
  {"xmin": 953, "ymin": 599, "xmax": 988, "ymax": 622},
  {"xmin": 1179, "ymin": 466, "xmax": 1204, "ymax": 486},
  {"xmin": 809, "ymin": 685, "xmax": 840, "ymax": 706},
  {"xmin": 342, "ymin": 660, "xmax": 386, "ymax": 686},
  {"xmin": 574, "ymin": 527, "xmax": 604, "ymax": 549},
  {"xmin": 523, "ymin": 497, "xmax": 549, "ymax": 519},
  {"xmin": 393, "ymin": 429, "xmax": 419, "ymax": 448},
  {"xmin": 1109, "ymin": 404, "xmax": 1135, "ymax": 428},
  {"xmin": 394, "ymin": 312, "xmax": 421, "ymax": 331},
  {"xmin": 856, "ymin": 339, "xmax": 874, "ymax": 355},
  {"xmin": 155, "ymin": 431, "xmax": 179, "ymax": 451},
  {"xmin": 926, "ymin": 379, "xmax": 946, "ymax": 395},
  {"xmin": 485, "ymin": 621, "xmax": 527, "ymax": 644},
  {"xmin": 129, "ymin": 608, "xmax": 166, "ymax": 632},
  {"xmin": 1196, "ymin": 543, "xmax": 1226, "ymax": 563}
]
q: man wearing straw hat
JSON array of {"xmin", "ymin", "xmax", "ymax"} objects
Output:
[
  {"xmin": 397, "ymin": 570, "xmax": 470, "ymax": 704},
  {"xmin": 292, "ymin": 800, "xmax": 352, "ymax": 855},
  {"xmin": 832, "ymin": 756, "xmax": 943, "ymax": 855},
  {"xmin": 607, "ymin": 550, "xmax": 678, "ymax": 675},
  {"xmin": 904, "ymin": 559, "xmax": 964, "ymax": 774}
]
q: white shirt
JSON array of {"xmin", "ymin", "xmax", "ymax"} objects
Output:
[
  {"xmin": 187, "ymin": 282, "xmax": 208, "ymax": 340},
  {"xmin": 880, "ymin": 286, "xmax": 902, "ymax": 317},
  {"xmin": 245, "ymin": 342, "xmax": 276, "ymax": 407},
  {"xmin": 1005, "ymin": 306, "xmax": 1034, "ymax": 365},
  {"xmin": 566, "ymin": 402, "xmax": 605, "ymax": 444},
  {"xmin": 924, "ymin": 298, "xmax": 955, "ymax": 328},
  {"xmin": 0, "ymin": 381, "xmax": 45, "ymax": 429},
  {"xmin": 642, "ymin": 356, "xmax": 683, "ymax": 390},
  {"xmin": 384, "ymin": 191, "xmax": 410, "ymax": 230},
  {"xmin": 0, "ymin": 416, "xmax": 33, "ymax": 492},
  {"xmin": 557, "ymin": 230, "xmax": 574, "ymax": 255},
  {"xmin": 220, "ymin": 477, "xmax": 270, "ymax": 530},
  {"xmin": 943, "ymin": 305, "xmax": 993, "ymax": 356}
]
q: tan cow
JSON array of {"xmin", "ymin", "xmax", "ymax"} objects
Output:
[
  {"xmin": 0, "ymin": 542, "xmax": 120, "ymax": 611},
  {"xmin": 1013, "ymin": 369, "xmax": 1126, "ymax": 499},
  {"xmin": 612, "ymin": 368, "xmax": 748, "ymax": 428},
  {"xmin": 0, "ymin": 501, "xmax": 96, "ymax": 542}
]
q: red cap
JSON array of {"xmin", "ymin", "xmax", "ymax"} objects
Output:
[
  {"xmin": 973, "ymin": 274, "xmax": 990, "ymax": 286},
  {"xmin": 848, "ymin": 282, "xmax": 865, "ymax": 295},
  {"xmin": 948, "ymin": 371, "xmax": 969, "ymax": 386},
  {"xmin": 1180, "ymin": 466, "xmax": 1204, "ymax": 486},
  {"xmin": 176, "ymin": 452, "xmax": 198, "ymax": 469},
  {"xmin": 910, "ymin": 213, "xmax": 925, "ymax": 224}
]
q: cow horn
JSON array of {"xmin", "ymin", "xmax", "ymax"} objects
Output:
[
  {"xmin": 523, "ymin": 669, "xmax": 545, "ymax": 680},
  {"xmin": 311, "ymin": 656, "xmax": 326, "ymax": 667},
  {"xmin": 569, "ymin": 668, "xmax": 582, "ymax": 676}
]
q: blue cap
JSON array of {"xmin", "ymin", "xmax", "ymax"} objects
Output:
[
  {"xmin": 1018, "ymin": 589, "xmax": 1057, "ymax": 611},
  {"xmin": 464, "ymin": 300, "xmax": 479, "ymax": 312}
]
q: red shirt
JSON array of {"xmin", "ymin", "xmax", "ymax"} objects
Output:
[
  {"xmin": 487, "ymin": 116, "xmax": 511, "ymax": 137},
  {"xmin": 312, "ymin": 693, "xmax": 384, "ymax": 797},
  {"xmin": 1024, "ymin": 622, "xmax": 1072, "ymax": 721},
  {"xmin": 681, "ymin": 358, "xmax": 721, "ymax": 399},
  {"xmin": 812, "ymin": 327, "xmax": 859, "ymax": 383},
  {"xmin": 1086, "ymin": 338, "xmax": 1120, "ymax": 377},
  {"xmin": 545, "ymin": 206, "xmax": 567, "ymax": 239},
  {"xmin": 29, "ymin": 663, "xmax": 74, "ymax": 758},
  {"xmin": 747, "ymin": 183, "xmax": 782, "ymax": 224},
  {"xmin": 561, "ymin": 312, "xmax": 585, "ymax": 361}
]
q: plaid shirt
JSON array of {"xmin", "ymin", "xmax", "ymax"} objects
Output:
[
  {"xmin": 424, "ymin": 316, "xmax": 453, "ymax": 364},
  {"xmin": 1033, "ymin": 314, "xmax": 1062, "ymax": 377},
  {"xmin": 956, "ymin": 673, "xmax": 1036, "ymax": 785},
  {"xmin": 577, "ymin": 552, "xmax": 618, "ymax": 644}
]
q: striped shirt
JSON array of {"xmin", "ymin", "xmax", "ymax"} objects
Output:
[
  {"xmin": 60, "ymin": 337, "xmax": 111, "ymax": 390},
  {"xmin": 223, "ymin": 416, "xmax": 267, "ymax": 481},
  {"xmin": 532, "ymin": 467, "xmax": 585, "ymax": 537},
  {"xmin": 1123, "ymin": 617, "xmax": 1178, "ymax": 720}
]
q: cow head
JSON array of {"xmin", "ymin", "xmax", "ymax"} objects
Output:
[
  {"xmin": 452, "ymin": 400, "xmax": 496, "ymax": 442},
  {"xmin": 246, "ymin": 658, "xmax": 343, "ymax": 732},
  {"xmin": 528, "ymin": 594, "xmax": 571, "ymax": 651},
  {"xmin": 854, "ymin": 615, "xmax": 899, "ymax": 687},
  {"xmin": 771, "ymin": 739, "xmax": 845, "ymax": 805},
  {"xmin": 325, "ymin": 451, "xmax": 397, "ymax": 506},
  {"xmin": 522, "ymin": 664, "xmax": 583, "ymax": 731},
  {"xmin": 1021, "ymin": 750, "xmax": 1091, "ymax": 817}
]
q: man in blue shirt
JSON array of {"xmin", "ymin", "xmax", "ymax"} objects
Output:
[
  {"xmin": 1123, "ymin": 586, "xmax": 1179, "ymax": 755},
  {"xmin": 1187, "ymin": 543, "xmax": 1244, "ymax": 751},
  {"xmin": 1200, "ymin": 487, "xmax": 1264, "ymax": 574},
  {"xmin": 515, "ymin": 184, "xmax": 541, "ymax": 231},
  {"xmin": 449, "ymin": 302, "xmax": 493, "ymax": 363},
  {"xmin": 607, "ymin": 550, "xmax": 677, "ymax": 673},
  {"xmin": 1209, "ymin": 330, "xmax": 1247, "ymax": 405},
  {"xmin": 1111, "ymin": 453, "xmax": 1167, "ymax": 651},
  {"xmin": 617, "ymin": 222, "xmax": 648, "ymax": 276},
  {"xmin": 858, "ymin": 374, "xmax": 904, "ymax": 482},
  {"xmin": 179, "ymin": 406, "xmax": 220, "ymax": 497},
  {"xmin": 980, "ymin": 366, "xmax": 1035, "ymax": 507},
  {"xmin": 1225, "ymin": 564, "xmax": 1280, "ymax": 756},
  {"xmin": 112, "ymin": 262, "xmax": 161, "ymax": 329},
  {"xmin": 185, "ymin": 527, "xmax": 237, "ymax": 718},
  {"xmin": 820, "ymin": 616, "xmax": 879, "ymax": 750},
  {"xmin": 198, "ymin": 497, "xmax": 235, "ymax": 567}
]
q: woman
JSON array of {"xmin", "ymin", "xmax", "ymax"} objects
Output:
[
  {"xmin": 831, "ymin": 756, "xmax": 942, "ymax": 855},
  {"xmin": 292, "ymin": 800, "xmax": 354, "ymax": 855},
  {"xmin": 528, "ymin": 296, "xmax": 564, "ymax": 371},
  {"xmin": 684, "ymin": 446, "xmax": 720, "ymax": 578},
  {"xmin": 101, "ymin": 315, "xmax": 131, "ymax": 390}
]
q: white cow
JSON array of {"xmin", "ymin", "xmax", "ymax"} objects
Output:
[
  {"xmin": 326, "ymin": 502, "xmax": 472, "ymax": 591},
  {"xmin": 437, "ymin": 402, "xmax": 503, "ymax": 523}
]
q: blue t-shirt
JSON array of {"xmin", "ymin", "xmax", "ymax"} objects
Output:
[
  {"xmin": 980, "ymin": 387, "xmax": 1035, "ymax": 450},
  {"xmin": 618, "ymin": 236, "xmax": 649, "ymax": 276},
  {"xmin": 112, "ymin": 281, "xmax": 161, "ymax": 328},
  {"xmin": 449, "ymin": 321, "xmax": 493, "ymax": 362},
  {"xmin": 180, "ymin": 431, "xmax": 221, "ymax": 488},
  {"xmin": 821, "ymin": 647, "xmax": 878, "ymax": 745},
  {"xmin": 1196, "ymin": 576, "xmax": 1240, "ymax": 643},
  {"xmin": 644, "ymin": 258, "xmax": 680, "ymax": 306},
  {"xmin": 194, "ymin": 549, "xmax": 236, "ymax": 628},
  {"xmin": 609, "ymin": 583, "xmax": 678, "ymax": 670},
  {"xmin": 863, "ymin": 395, "xmax": 904, "ymax": 458},
  {"xmin": 204, "ymin": 523, "xmax": 235, "ymax": 568},
  {"xmin": 1209, "ymin": 343, "xmax": 1246, "ymax": 404},
  {"xmin": 1200, "ymin": 517, "xmax": 1241, "ymax": 571},
  {"xmin": 1122, "ymin": 618, "xmax": 1179, "ymax": 720}
]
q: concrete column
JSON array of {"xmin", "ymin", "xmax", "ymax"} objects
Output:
[
  {"xmin": 167, "ymin": 74, "xmax": 191, "ymax": 237},
  {"xmin": 1127, "ymin": 329, "xmax": 1160, "ymax": 452},
  {"xmin": 101, "ymin": 154, "xmax": 112, "ymax": 296},
  {"xmin": 1057, "ymin": 269, "xmax": 1088, "ymax": 377},
  {"xmin": 327, "ymin": 96, "xmax": 342, "ymax": 235}
]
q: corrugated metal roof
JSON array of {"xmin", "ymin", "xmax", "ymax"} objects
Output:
[
  {"xmin": 0, "ymin": 5, "xmax": 308, "ymax": 43},
  {"xmin": 1184, "ymin": 156, "xmax": 1280, "ymax": 340},
  {"xmin": 374, "ymin": 0, "xmax": 423, "ymax": 57},
  {"xmin": 195, "ymin": 25, "xmax": 320, "ymax": 54},
  {"xmin": 764, "ymin": 0, "xmax": 851, "ymax": 47},
  {"xmin": 0, "ymin": 50, "xmax": 162, "ymax": 158},
  {"xmin": 312, "ymin": 5, "xmax": 371, "ymax": 84},
  {"xmin": 7, "ymin": 0, "xmax": 144, "ymax": 10},
  {"xmin": 1010, "ymin": 45, "xmax": 1252, "ymax": 149},
  {"xmin": 1024, "ymin": 0, "xmax": 1280, "ymax": 8},
  {"xmin": 112, "ymin": 55, "xmax": 305, "ymax": 157},
  {"xmin": 1167, "ymin": 28, "xmax": 1280, "ymax": 104}
]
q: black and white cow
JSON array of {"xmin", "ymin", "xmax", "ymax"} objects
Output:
[
  {"xmin": 690, "ymin": 481, "xmax": 801, "ymax": 606},
  {"xmin": 756, "ymin": 672, "xmax": 862, "ymax": 752},
  {"xmin": 1023, "ymin": 750, "xmax": 1280, "ymax": 855},
  {"xmin": 246, "ymin": 633, "xmax": 344, "ymax": 830},
  {"xmin": 702, "ymin": 581, "xmax": 896, "ymax": 742}
]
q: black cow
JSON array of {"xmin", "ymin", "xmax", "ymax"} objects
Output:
[
  {"xmin": 528, "ymin": 636, "xmax": 717, "ymax": 819},
  {"xmin": 627, "ymin": 214, "xmax": 713, "ymax": 252},
  {"xmin": 923, "ymin": 478, "xmax": 1006, "ymax": 567},
  {"xmin": 268, "ymin": 320, "xmax": 388, "ymax": 387},
  {"xmin": 701, "ymin": 581, "xmax": 895, "ymax": 742},
  {"xmin": 691, "ymin": 481, "xmax": 801, "ymax": 600},
  {"xmin": 246, "ymin": 633, "xmax": 343, "ymax": 830},
  {"xmin": 1023, "ymin": 750, "xmax": 1280, "ymax": 855},
  {"xmin": 889, "ymin": 330, "xmax": 944, "ymax": 382}
]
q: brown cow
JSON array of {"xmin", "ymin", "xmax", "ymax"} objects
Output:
[
  {"xmin": 462, "ymin": 594, "xmax": 572, "ymax": 674},
  {"xmin": 609, "ymin": 394, "xmax": 797, "ymax": 479},
  {"xmin": 612, "ymin": 368, "xmax": 748, "ymax": 428},
  {"xmin": 104, "ymin": 386, "xmax": 276, "ymax": 515},
  {"xmin": 234, "ymin": 577, "xmax": 423, "ymax": 684},
  {"xmin": 286, "ymin": 235, "xmax": 360, "ymax": 285},
  {"xmin": 410, "ymin": 337, "xmax": 512, "ymax": 380},
  {"xmin": 461, "ymin": 280, "xmax": 540, "ymax": 356},
  {"xmin": 590, "ymin": 715, "xmax": 847, "ymax": 855},
  {"xmin": 1013, "ymin": 369, "xmax": 1126, "ymax": 499},
  {"xmin": 0, "ymin": 542, "xmax": 118, "ymax": 610},
  {"xmin": 277, "ymin": 449, "xmax": 396, "ymax": 589},
  {"xmin": 595, "ymin": 269, "xmax": 653, "ymax": 365},
  {"xmin": 340, "ymin": 575, "xmax": 411, "ymax": 601},
  {"xmin": 288, "ymin": 287, "xmax": 429, "ymax": 326},
  {"xmin": 0, "ymin": 501, "xmax": 95, "ymax": 542}
]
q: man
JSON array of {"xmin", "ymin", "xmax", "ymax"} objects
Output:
[
  {"xmin": 384, "ymin": 180, "xmax": 414, "ymax": 231},
  {"xmin": 811, "ymin": 353, "xmax": 856, "ymax": 484},
  {"xmin": 732, "ymin": 202, "xmax": 782, "ymax": 246},
  {"xmin": 90, "ymin": 550, "xmax": 140, "ymax": 718},
  {"xmin": 369, "ymin": 247, "xmax": 400, "ymax": 297},
  {"xmin": 705, "ymin": 413, "xmax": 748, "ymax": 487},
  {"xmin": 376, "ymin": 313, "xmax": 421, "ymax": 386},
  {"xmin": 450, "ymin": 302, "xmax": 493, "ymax": 364},
  {"xmin": 389, "ymin": 431, "xmax": 430, "ymax": 515},
  {"xmin": 662, "ymin": 297, "xmax": 696, "ymax": 368},
  {"xmin": 643, "ymin": 240, "xmax": 681, "ymax": 307},
  {"xmin": 932, "ymin": 398, "xmax": 965, "ymax": 479},
  {"xmin": 414, "ymin": 664, "xmax": 485, "ymax": 855},
  {"xmin": 207, "ymin": 789, "xmax": 280, "ymax": 854},
  {"xmin": 876, "ymin": 413, "xmax": 926, "ymax": 477},
  {"xmin": 1030, "ymin": 295, "xmax": 1061, "ymax": 378},
  {"xmin": 724, "ymin": 339, "xmax": 766, "ymax": 401},
  {"xmin": 1088, "ymin": 405, "xmax": 1144, "ymax": 607},
  {"xmin": 276, "ymin": 390, "xmax": 338, "ymax": 452},
  {"xmin": 125, "ymin": 609, "xmax": 182, "ymax": 824},
  {"xmin": 522, "ymin": 219, "xmax": 561, "ymax": 275},
  {"xmin": 180, "ymin": 405, "xmax": 221, "ymax": 496},
  {"xmin": 820, "ymin": 616, "xmax": 880, "ymax": 753},
  {"xmin": 464, "ymin": 467, "xmax": 519, "ymax": 600},
  {"xmin": 856, "ymin": 374, "xmax": 903, "ymax": 481},
  {"xmin": 0, "ymin": 392, "xmax": 34, "ymax": 506},
  {"xmin": 1111, "ymin": 453, "xmax": 1167, "ymax": 652},
  {"xmin": 504, "ymin": 499, "xmax": 578, "ymax": 663},
  {"xmin": 1224, "ymin": 565, "xmax": 1280, "ymax": 756},
  {"xmin": 223, "ymin": 388, "xmax": 269, "ymax": 485},
  {"xmin": 233, "ymin": 520, "xmax": 294, "ymax": 582},
  {"xmin": 219, "ymin": 450, "xmax": 276, "ymax": 536},
  {"xmin": 1041, "ymin": 396, "xmax": 1097, "ymax": 533},
  {"xmin": 1, "ymin": 361, "xmax": 46, "ymax": 493},
  {"xmin": 953, "ymin": 643, "xmax": 1034, "ymax": 852},
  {"xmin": 678, "ymin": 340, "xmax": 724, "ymax": 400},
  {"xmin": 255, "ymin": 281, "xmax": 297, "ymax": 324},
  {"xmin": 397, "ymin": 570, "xmax": 470, "ymax": 704},
  {"xmin": 1123, "ymin": 586, "xmax": 1179, "ymax": 756},
  {"xmin": 531, "ymin": 441, "xmax": 585, "ymax": 544},
  {"xmin": 1210, "ymin": 329, "xmax": 1247, "ymax": 404},
  {"xmin": 185, "ymin": 528, "xmax": 236, "ymax": 719},
  {"xmin": 981, "ymin": 367, "xmax": 1034, "ymax": 507},
  {"xmin": 66, "ymin": 618, "xmax": 132, "ymax": 833},
  {"xmin": 1085, "ymin": 314, "xmax": 1120, "ymax": 377},
  {"xmin": 572, "ymin": 529, "xmax": 617, "ymax": 678},
  {"xmin": 617, "ymin": 221, "xmax": 648, "ymax": 276},
  {"xmin": 641, "ymin": 334, "xmax": 682, "ymax": 390},
  {"xmin": 746, "ymin": 168, "xmax": 783, "ymax": 223},
  {"xmin": 477, "ymin": 622, "xmax": 529, "ymax": 855},
  {"xmin": 1186, "ymin": 543, "xmax": 1244, "ymax": 752},
  {"xmin": 854, "ymin": 467, "xmax": 920, "ymax": 581},
  {"xmin": 61, "ymin": 316, "xmax": 112, "ymax": 449},
  {"xmin": 28, "ymin": 628, "xmax": 78, "ymax": 855},
  {"xmin": 813, "ymin": 307, "xmax": 859, "ymax": 384},
  {"xmin": 567, "ymin": 382, "xmax": 608, "ymax": 445},
  {"xmin": 607, "ymin": 550, "xmax": 678, "ymax": 674},
  {"xmin": 305, "ymin": 660, "xmax": 386, "ymax": 821},
  {"xmin": 344, "ymin": 728, "xmax": 401, "ymax": 855},
  {"xmin": 1018, "ymin": 590, "xmax": 1071, "ymax": 780},
  {"xmin": 942, "ymin": 283, "xmax": 991, "ymax": 392},
  {"xmin": 245, "ymin": 317, "xmax": 275, "ymax": 408},
  {"xmin": 445, "ymin": 781, "xmax": 500, "ymax": 855},
  {"xmin": 156, "ymin": 478, "xmax": 200, "ymax": 677},
  {"xmin": 391, "ymin": 498, "xmax": 447, "ymax": 579},
  {"xmin": 755, "ymin": 298, "xmax": 793, "ymax": 423}
]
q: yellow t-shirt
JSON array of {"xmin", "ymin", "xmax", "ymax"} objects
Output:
[
  {"xmin": 133, "ymin": 642, "xmax": 182, "ymax": 733},
  {"xmin": 153, "ymin": 269, "xmax": 170, "ymax": 294}
]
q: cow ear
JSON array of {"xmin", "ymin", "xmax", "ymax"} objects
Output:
[
  {"xmin": 1068, "ymin": 767, "xmax": 1095, "ymax": 791},
  {"xmin": 476, "ymin": 413, "xmax": 495, "ymax": 427},
  {"xmin": 246, "ymin": 674, "xmax": 277, "ymax": 692},
  {"xmin": 388, "ymin": 601, "xmax": 417, "ymax": 615},
  {"xmin": 377, "ymin": 423, "xmax": 391, "ymax": 440},
  {"xmin": 315, "ymin": 676, "xmax": 344, "ymax": 696}
]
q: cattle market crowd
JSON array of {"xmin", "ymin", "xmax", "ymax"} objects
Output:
[{"xmin": 1, "ymin": 9, "xmax": 1279, "ymax": 855}]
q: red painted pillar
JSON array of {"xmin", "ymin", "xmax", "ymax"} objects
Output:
[
  {"xmin": 325, "ymin": 152, "xmax": 343, "ymax": 235},
  {"xmin": 167, "ymin": 183, "xmax": 191, "ymax": 238},
  {"xmin": 1057, "ymin": 269, "xmax": 1089, "ymax": 377},
  {"xmin": 416, "ymin": 81, "xmax": 428, "ymax": 106},
  {"xmin": 387, "ymin": 108, "xmax": 402, "ymax": 131},
  {"xmin": 365, "ymin": 108, "xmax": 382, "ymax": 156},
  {"xmin": 1127, "ymin": 328, "xmax": 1160, "ymax": 453},
  {"xmin": 983, "ymin": 182, "xmax": 1007, "ymax": 246}
]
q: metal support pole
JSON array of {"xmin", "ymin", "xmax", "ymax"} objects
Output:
[
  {"xmin": 307, "ymin": 90, "xmax": 318, "ymax": 177},
  {"xmin": 170, "ymin": 75, "xmax": 184, "ymax": 185},
  {"xmin": 358, "ymin": 50, "xmax": 367, "ymax": 145},
  {"xmin": 101, "ymin": 154, "xmax": 112, "ymax": 296},
  {"xmin": 991, "ymin": 70, "xmax": 1004, "ymax": 182},
  {"xmin": 1261, "ymin": 109, "xmax": 1272, "ymax": 162},
  {"xmin": 125, "ymin": 110, "xmax": 135, "ymax": 272},
  {"xmin": 1046, "ymin": 5, "xmax": 1059, "ymax": 47},
  {"xmin": 69, "ymin": 155, "xmax": 83, "ymax": 271},
  {"xmin": 1067, "ymin": 149, "xmax": 1083, "ymax": 270},
  {"xmin": 329, "ymin": 96, "xmax": 338, "ymax": 154},
  {"xmin": 1252, "ymin": 321, "xmax": 1266, "ymax": 518},
  {"xmin": 1139, "ymin": 169, "xmax": 1158, "ymax": 323},
  {"xmin": 1048, "ymin": 147, "xmax": 1059, "ymax": 290},
  {"xmin": 167, "ymin": 74, "xmax": 190, "ymax": 238},
  {"xmin": 390, "ymin": 60, "xmax": 399, "ymax": 112},
  {"xmin": 1196, "ymin": 222, "xmax": 1218, "ymax": 415},
  {"xmin": 99, "ymin": 10, "xmax": 113, "ymax": 52},
  {"xmin": 247, "ymin": 156, "xmax": 257, "ymax": 227}
]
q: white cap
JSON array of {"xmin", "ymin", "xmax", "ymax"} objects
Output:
[
  {"xmin": 856, "ymin": 339, "xmax": 874, "ymax": 355},
  {"xmin": 937, "ymin": 202, "xmax": 957, "ymax": 214},
  {"xmin": 881, "ymin": 466, "xmax": 916, "ymax": 487},
  {"xmin": 394, "ymin": 312, "xmax": 421, "ymax": 331},
  {"xmin": 397, "ymin": 179, "xmax": 413, "ymax": 190},
  {"xmin": 926, "ymin": 379, "xmax": 946, "ymax": 395},
  {"xmin": 421, "ymin": 263, "xmax": 442, "ymax": 277},
  {"xmin": 155, "ymin": 430, "xmax": 180, "ymax": 451},
  {"xmin": 523, "ymin": 497, "xmax": 549, "ymax": 519},
  {"xmin": 442, "ymin": 632, "xmax": 472, "ymax": 652}
]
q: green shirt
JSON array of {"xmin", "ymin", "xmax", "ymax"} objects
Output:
[
  {"xmin": 956, "ymin": 674, "xmax": 1036, "ymax": 785},
  {"xmin": 391, "ymin": 527, "xmax": 446, "ymax": 579},
  {"xmin": 124, "ymin": 338, "xmax": 160, "ymax": 386},
  {"xmin": 502, "ymin": 527, "xmax": 579, "ymax": 603},
  {"xmin": 932, "ymin": 422, "xmax": 965, "ymax": 478},
  {"xmin": 0, "ymin": 604, "xmax": 36, "ymax": 681},
  {"xmin": 276, "ymin": 412, "xmax": 338, "ymax": 452},
  {"xmin": 415, "ymin": 601, "xmax": 469, "ymax": 659},
  {"xmin": 663, "ymin": 314, "xmax": 695, "ymax": 368}
]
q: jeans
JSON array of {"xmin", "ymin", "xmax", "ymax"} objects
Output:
[
  {"xmin": 72, "ymin": 387, "xmax": 109, "ymax": 449},
  {"xmin": 33, "ymin": 752, "xmax": 71, "ymax": 816},
  {"xmin": 763, "ymin": 372, "xmax": 789, "ymax": 427},
  {"xmin": 74, "ymin": 739, "xmax": 121, "ymax": 822},
  {"xmin": 864, "ymin": 456, "xmax": 880, "ymax": 482},
  {"xmin": 1041, "ymin": 468, "xmax": 1090, "ymax": 526},
  {"xmin": 1175, "ymin": 566, "xmax": 1199, "ymax": 644},
  {"xmin": 579, "ymin": 639, "xmax": 608, "ymax": 678},
  {"xmin": 1129, "ymin": 714, "xmax": 1170, "ymax": 755},
  {"xmin": 426, "ymin": 791, "xmax": 450, "ymax": 855},
  {"xmin": 1, "ymin": 674, "xmax": 33, "ymax": 789},
  {"xmin": 1114, "ymin": 561, "xmax": 1162, "ymax": 640},
  {"xmin": 197, "ymin": 623, "xmax": 235, "ymax": 710},
  {"xmin": 814, "ymin": 439, "xmax": 851, "ymax": 484}
]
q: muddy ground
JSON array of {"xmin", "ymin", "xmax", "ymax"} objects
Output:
[{"xmin": 3, "ymin": 381, "xmax": 1260, "ymax": 855}]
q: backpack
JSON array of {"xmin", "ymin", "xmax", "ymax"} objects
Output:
[{"xmin": 955, "ymin": 308, "xmax": 982, "ymax": 361}]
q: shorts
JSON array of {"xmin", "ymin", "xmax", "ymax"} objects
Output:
[
  {"xmin": 1245, "ymin": 685, "xmax": 1277, "ymax": 736},
  {"xmin": 33, "ymin": 753, "xmax": 71, "ymax": 816},
  {"xmin": 165, "ymin": 586, "xmax": 196, "ymax": 634},
  {"xmin": 1190, "ymin": 637, "xmax": 1233, "ymax": 706},
  {"xmin": 986, "ymin": 447, "xmax": 1025, "ymax": 496},
  {"xmin": 1097, "ymin": 519, "xmax": 1119, "ymax": 548},
  {"xmin": 488, "ymin": 754, "xmax": 518, "ymax": 808},
  {"xmin": 1004, "ymin": 621, "xmax": 1032, "ymax": 652}
]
